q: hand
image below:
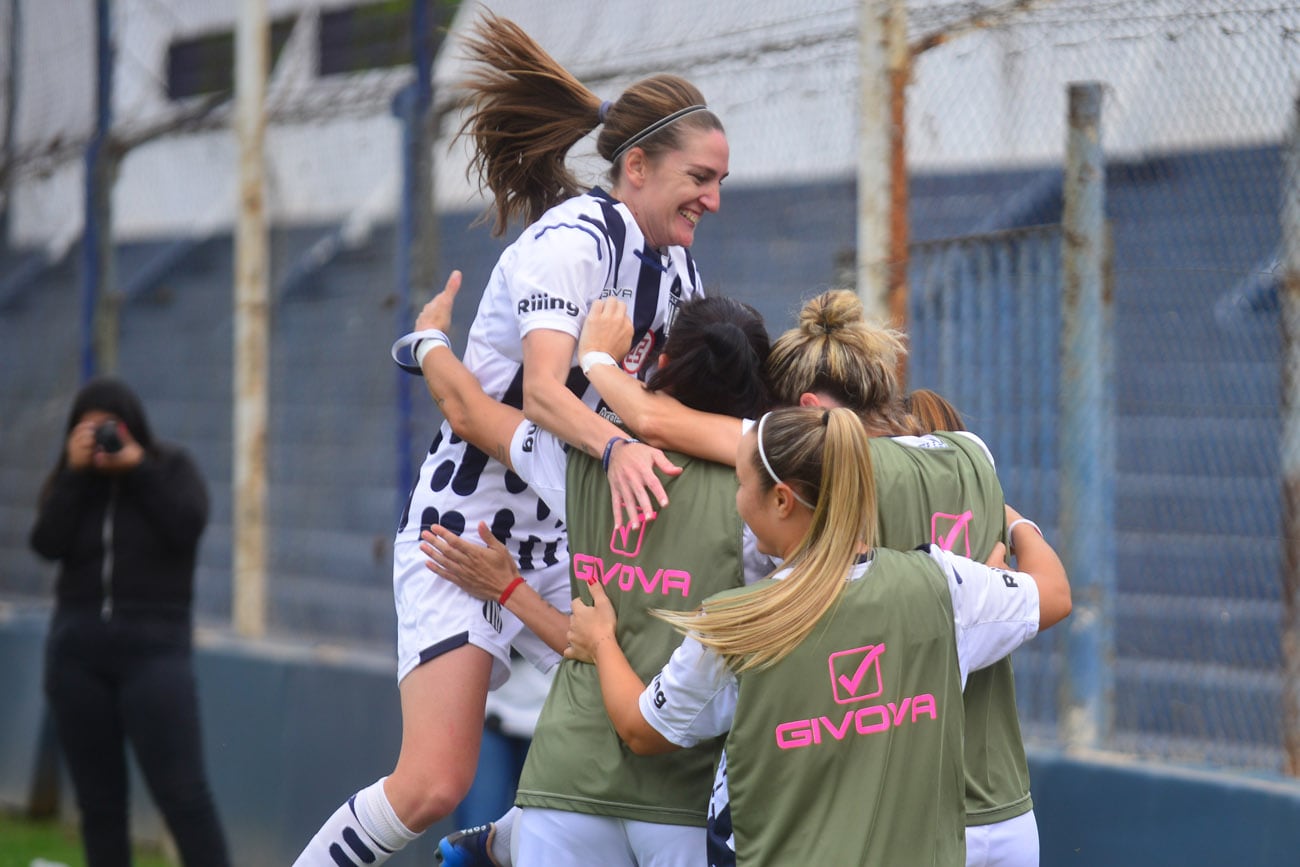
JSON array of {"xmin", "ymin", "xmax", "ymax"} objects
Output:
[
  {"xmin": 607, "ymin": 441, "xmax": 682, "ymax": 529},
  {"xmin": 420, "ymin": 521, "xmax": 519, "ymax": 601},
  {"xmin": 415, "ymin": 270, "xmax": 463, "ymax": 334},
  {"xmin": 579, "ymin": 298, "xmax": 634, "ymax": 360},
  {"xmin": 66, "ymin": 421, "xmax": 98, "ymax": 471},
  {"xmin": 72, "ymin": 420, "xmax": 144, "ymax": 474},
  {"xmin": 95, "ymin": 438, "xmax": 145, "ymax": 473},
  {"xmin": 566, "ymin": 572, "xmax": 618, "ymax": 663},
  {"xmin": 984, "ymin": 541, "xmax": 1010, "ymax": 570}
]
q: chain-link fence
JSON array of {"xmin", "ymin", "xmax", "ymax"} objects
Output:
[
  {"xmin": 902, "ymin": 0, "xmax": 1291, "ymax": 773},
  {"xmin": 0, "ymin": 0, "xmax": 1296, "ymax": 776}
]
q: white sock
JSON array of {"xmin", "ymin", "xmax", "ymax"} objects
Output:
[
  {"xmin": 354, "ymin": 777, "xmax": 419, "ymax": 851},
  {"xmin": 492, "ymin": 806, "xmax": 521, "ymax": 867},
  {"xmin": 292, "ymin": 778, "xmax": 416, "ymax": 867}
]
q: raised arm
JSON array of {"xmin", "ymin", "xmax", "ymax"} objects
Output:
[
  {"xmin": 579, "ymin": 299, "xmax": 743, "ymax": 466},
  {"xmin": 414, "ymin": 271, "xmax": 524, "ymax": 470}
]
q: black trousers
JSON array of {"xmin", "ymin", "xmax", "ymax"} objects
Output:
[{"xmin": 44, "ymin": 608, "xmax": 231, "ymax": 867}]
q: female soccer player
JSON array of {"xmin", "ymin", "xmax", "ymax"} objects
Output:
[
  {"xmin": 587, "ymin": 290, "xmax": 1044, "ymax": 865},
  {"xmin": 292, "ymin": 11, "xmax": 728, "ymax": 866},
  {"xmin": 567, "ymin": 407, "xmax": 1070, "ymax": 865},
  {"xmin": 411, "ymin": 271, "xmax": 774, "ymax": 865}
]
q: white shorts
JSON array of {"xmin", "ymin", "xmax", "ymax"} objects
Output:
[
  {"xmin": 517, "ymin": 807, "xmax": 706, "ymax": 867},
  {"xmin": 966, "ymin": 809, "xmax": 1039, "ymax": 867},
  {"xmin": 393, "ymin": 531, "xmax": 570, "ymax": 688}
]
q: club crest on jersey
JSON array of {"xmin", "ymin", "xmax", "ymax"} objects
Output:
[
  {"xmin": 518, "ymin": 292, "xmax": 580, "ymax": 318},
  {"xmin": 623, "ymin": 331, "xmax": 656, "ymax": 374}
]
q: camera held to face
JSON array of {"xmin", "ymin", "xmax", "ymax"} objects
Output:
[{"xmin": 94, "ymin": 421, "xmax": 123, "ymax": 454}]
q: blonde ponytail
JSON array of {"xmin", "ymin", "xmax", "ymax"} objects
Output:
[
  {"xmin": 767, "ymin": 290, "xmax": 919, "ymax": 435},
  {"xmin": 657, "ymin": 407, "xmax": 878, "ymax": 672}
]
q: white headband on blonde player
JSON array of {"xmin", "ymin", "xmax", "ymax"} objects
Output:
[{"xmin": 756, "ymin": 411, "xmax": 816, "ymax": 509}]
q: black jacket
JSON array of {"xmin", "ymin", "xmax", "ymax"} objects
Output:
[{"xmin": 30, "ymin": 445, "xmax": 208, "ymax": 614}]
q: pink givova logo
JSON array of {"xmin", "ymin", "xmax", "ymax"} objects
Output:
[
  {"xmin": 773, "ymin": 643, "xmax": 938, "ymax": 750},
  {"xmin": 609, "ymin": 515, "xmax": 652, "ymax": 557},
  {"xmin": 930, "ymin": 509, "xmax": 974, "ymax": 558},
  {"xmin": 570, "ymin": 510, "xmax": 691, "ymax": 597},
  {"xmin": 828, "ymin": 643, "xmax": 886, "ymax": 704}
]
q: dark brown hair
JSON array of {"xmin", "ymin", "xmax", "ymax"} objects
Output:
[
  {"xmin": 456, "ymin": 12, "xmax": 724, "ymax": 235},
  {"xmin": 647, "ymin": 296, "xmax": 772, "ymax": 420}
]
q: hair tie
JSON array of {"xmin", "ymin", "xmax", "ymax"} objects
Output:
[
  {"xmin": 598, "ymin": 100, "xmax": 613, "ymax": 123},
  {"xmin": 756, "ymin": 412, "xmax": 815, "ymax": 509},
  {"xmin": 822, "ymin": 410, "xmax": 831, "ymax": 427}
]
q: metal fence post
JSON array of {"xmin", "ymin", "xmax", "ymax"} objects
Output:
[
  {"xmin": 80, "ymin": 0, "xmax": 114, "ymax": 381},
  {"xmin": 856, "ymin": 0, "xmax": 890, "ymax": 321},
  {"xmin": 1282, "ymin": 90, "xmax": 1300, "ymax": 776},
  {"xmin": 233, "ymin": 0, "xmax": 269, "ymax": 637},
  {"xmin": 1058, "ymin": 81, "xmax": 1115, "ymax": 750},
  {"xmin": 394, "ymin": 0, "xmax": 437, "ymax": 513}
]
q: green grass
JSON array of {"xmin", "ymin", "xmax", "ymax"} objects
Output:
[{"xmin": 0, "ymin": 813, "xmax": 174, "ymax": 867}]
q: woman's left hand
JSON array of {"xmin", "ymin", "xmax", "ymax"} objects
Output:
[
  {"xmin": 566, "ymin": 573, "xmax": 619, "ymax": 663},
  {"xmin": 606, "ymin": 440, "xmax": 682, "ymax": 529},
  {"xmin": 415, "ymin": 270, "xmax": 462, "ymax": 334},
  {"xmin": 420, "ymin": 521, "xmax": 519, "ymax": 600}
]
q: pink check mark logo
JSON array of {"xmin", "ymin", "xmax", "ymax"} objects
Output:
[
  {"xmin": 931, "ymin": 510, "xmax": 974, "ymax": 558},
  {"xmin": 829, "ymin": 643, "xmax": 886, "ymax": 704}
]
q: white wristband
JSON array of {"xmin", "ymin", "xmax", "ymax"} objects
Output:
[
  {"xmin": 391, "ymin": 329, "xmax": 451, "ymax": 374},
  {"xmin": 580, "ymin": 351, "xmax": 618, "ymax": 376},
  {"xmin": 1006, "ymin": 518, "xmax": 1042, "ymax": 555},
  {"xmin": 414, "ymin": 332, "xmax": 451, "ymax": 367}
]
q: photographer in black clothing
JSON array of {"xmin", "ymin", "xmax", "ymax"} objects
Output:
[{"xmin": 30, "ymin": 376, "xmax": 230, "ymax": 867}]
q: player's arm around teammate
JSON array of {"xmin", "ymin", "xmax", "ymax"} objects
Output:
[
  {"xmin": 291, "ymin": 10, "xmax": 730, "ymax": 866},
  {"xmin": 565, "ymin": 406, "xmax": 1069, "ymax": 864},
  {"xmin": 565, "ymin": 498, "xmax": 1070, "ymax": 756},
  {"xmin": 580, "ymin": 298, "xmax": 745, "ymax": 466}
]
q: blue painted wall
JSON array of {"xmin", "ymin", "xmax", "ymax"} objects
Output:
[{"xmin": 2, "ymin": 611, "xmax": 1298, "ymax": 865}]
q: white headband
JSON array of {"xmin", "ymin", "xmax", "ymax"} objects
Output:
[{"xmin": 755, "ymin": 412, "xmax": 815, "ymax": 509}]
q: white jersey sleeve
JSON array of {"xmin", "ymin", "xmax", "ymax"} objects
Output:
[
  {"xmin": 508, "ymin": 421, "xmax": 568, "ymax": 523},
  {"xmin": 928, "ymin": 545, "xmax": 1040, "ymax": 685},
  {"xmin": 637, "ymin": 636, "xmax": 738, "ymax": 748},
  {"xmin": 949, "ymin": 429, "xmax": 997, "ymax": 470},
  {"xmin": 507, "ymin": 217, "xmax": 612, "ymax": 341}
]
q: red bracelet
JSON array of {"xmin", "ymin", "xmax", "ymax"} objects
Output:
[{"xmin": 499, "ymin": 575, "xmax": 525, "ymax": 605}]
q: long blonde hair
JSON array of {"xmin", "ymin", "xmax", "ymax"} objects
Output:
[
  {"xmin": 767, "ymin": 290, "xmax": 920, "ymax": 436},
  {"xmin": 657, "ymin": 407, "xmax": 877, "ymax": 672},
  {"xmin": 456, "ymin": 12, "xmax": 723, "ymax": 235}
]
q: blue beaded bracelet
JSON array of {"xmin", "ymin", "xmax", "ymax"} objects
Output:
[{"xmin": 602, "ymin": 436, "xmax": 638, "ymax": 473}]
